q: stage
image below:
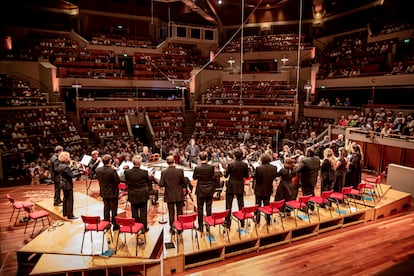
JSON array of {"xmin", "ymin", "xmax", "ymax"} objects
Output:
[{"xmin": 16, "ymin": 181, "xmax": 411, "ymax": 276}]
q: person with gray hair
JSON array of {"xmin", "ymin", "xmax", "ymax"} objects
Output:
[
  {"xmin": 124, "ymin": 155, "xmax": 152, "ymax": 232},
  {"xmin": 159, "ymin": 155, "xmax": 187, "ymax": 232}
]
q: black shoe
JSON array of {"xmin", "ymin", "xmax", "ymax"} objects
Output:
[
  {"xmin": 67, "ymin": 216, "xmax": 78, "ymax": 219},
  {"xmin": 112, "ymin": 225, "xmax": 120, "ymax": 231},
  {"xmin": 54, "ymin": 203, "xmax": 62, "ymax": 206},
  {"xmin": 143, "ymin": 227, "xmax": 150, "ymax": 233}
]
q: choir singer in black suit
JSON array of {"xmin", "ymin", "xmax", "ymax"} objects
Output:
[
  {"xmin": 253, "ymin": 153, "xmax": 278, "ymax": 224},
  {"xmin": 124, "ymin": 155, "xmax": 151, "ymax": 232},
  {"xmin": 224, "ymin": 148, "xmax": 250, "ymax": 228},
  {"xmin": 159, "ymin": 155, "xmax": 187, "ymax": 232},
  {"xmin": 192, "ymin": 151, "xmax": 215, "ymax": 232},
  {"xmin": 96, "ymin": 154, "xmax": 121, "ymax": 230},
  {"xmin": 294, "ymin": 147, "xmax": 320, "ymax": 196}
]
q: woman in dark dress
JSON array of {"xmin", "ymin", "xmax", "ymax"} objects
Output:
[
  {"xmin": 275, "ymin": 158, "xmax": 297, "ymax": 212},
  {"xmin": 346, "ymin": 143, "xmax": 363, "ymax": 189},
  {"xmin": 334, "ymin": 147, "xmax": 348, "ymax": 192},
  {"xmin": 56, "ymin": 151, "xmax": 82, "ymax": 219},
  {"xmin": 320, "ymin": 148, "xmax": 336, "ymax": 191}
]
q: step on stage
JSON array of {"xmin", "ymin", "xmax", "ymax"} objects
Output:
[{"xmin": 17, "ymin": 185, "xmax": 411, "ymax": 276}]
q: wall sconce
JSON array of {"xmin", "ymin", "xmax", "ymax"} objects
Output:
[
  {"xmin": 228, "ymin": 57, "xmax": 235, "ymax": 67},
  {"xmin": 281, "ymin": 55, "xmax": 288, "ymax": 66}
]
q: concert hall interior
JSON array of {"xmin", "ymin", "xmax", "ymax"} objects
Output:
[{"xmin": 1, "ymin": 0, "xmax": 414, "ymax": 275}]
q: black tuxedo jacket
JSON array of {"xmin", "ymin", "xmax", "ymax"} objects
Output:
[
  {"xmin": 124, "ymin": 167, "xmax": 151, "ymax": 203},
  {"xmin": 254, "ymin": 163, "xmax": 277, "ymax": 197},
  {"xmin": 96, "ymin": 165, "xmax": 120, "ymax": 199},
  {"xmin": 193, "ymin": 163, "xmax": 215, "ymax": 197},
  {"xmin": 159, "ymin": 166, "xmax": 186, "ymax": 202},
  {"xmin": 225, "ymin": 160, "xmax": 249, "ymax": 194}
]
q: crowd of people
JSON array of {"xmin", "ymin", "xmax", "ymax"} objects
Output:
[{"xmin": 41, "ymin": 125, "xmax": 367, "ymax": 237}]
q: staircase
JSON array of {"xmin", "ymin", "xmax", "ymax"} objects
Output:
[
  {"xmin": 183, "ymin": 110, "xmax": 195, "ymax": 140},
  {"xmin": 65, "ymin": 111, "xmax": 90, "ymax": 141}
]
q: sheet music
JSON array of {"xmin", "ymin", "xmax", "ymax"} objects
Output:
[
  {"xmin": 270, "ymin": 160, "xmax": 284, "ymax": 172},
  {"xmin": 80, "ymin": 155, "xmax": 92, "ymax": 166}
]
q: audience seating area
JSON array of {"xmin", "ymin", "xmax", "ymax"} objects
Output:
[
  {"xmin": 195, "ymin": 81, "xmax": 295, "ymax": 142},
  {"xmin": 317, "ymin": 28, "xmax": 414, "ymax": 79},
  {"xmin": 224, "ymin": 33, "xmax": 308, "ymax": 52}
]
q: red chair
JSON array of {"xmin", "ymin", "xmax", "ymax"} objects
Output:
[
  {"xmin": 232, "ymin": 205, "xmax": 259, "ymax": 240},
  {"xmin": 23, "ymin": 205, "xmax": 50, "ymax": 238},
  {"xmin": 173, "ymin": 213, "xmax": 199, "ymax": 252},
  {"xmin": 243, "ymin": 176, "xmax": 253, "ymax": 195},
  {"xmin": 365, "ymin": 171, "xmax": 386, "ymax": 197},
  {"xmin": 310, "ymin": 190, "xmax": 334, "ymax": 220},
  {"xmin": 6, "ymin": 194, "xmax": 33, "ymax": 225},
  {"xmin": 258, "ymin": 200, "xmax": 285, "ymax": 233},
  {"xmin": 115, "ymin": 217, "xmax": 145, "ymax": 256},
  {"xmin": 285, "ymin": 195, "xmax": 312, "ymax": 227},
  {"xmin": 203, "ymin": 210, "xmax": 230, "ymax": 246},
  {"xmin": 80, "ymin": 215, "xmax": 112, "ymax": 255},
  {"xmin": 329, "ymin": 186, "xmax": 353, "ymax": 214},
  {"xmin": 118, "ymin": 182, "xmax": 129, "ymax": 208}
]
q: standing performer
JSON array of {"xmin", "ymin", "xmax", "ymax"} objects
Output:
[
  {"xmin": 159, "ymin": 155, "xmax": 187, "ymax": 232},
  {"xmin": 88, "ymin": 150, "xmax": 101, "ymax": 179},
  {"xmin": 56, "ymin": 151, "xmax": 81, "ymax": 219},
  {"xmin": 50, "ymin": 145, "xmax": 63, "ymax": 206},
  {"xmin": 192, "ymin": 151, "xmax": 215, "ymax": 232},
  {"xmin": 185, "ymin": 138, "xmax": 200, "ymax": 167},
  {"xmin": 96, "ymin": 154, "xmax": 120, "ymax": 230},
  {"xmin": 320, "ymin": 148, "xmax": 336, "ymax": 191},
  {"xmin": 253, "ymin": 153, "xmax": 278, "ymax": 224},
  {"xmin": 294, "ymin": 147, "xmax": 320, "ymax": 196},
  {"xmin": 347, "ymin": 143, "xmax": 363, "ymax": 189},
  {"xmin": 124, "ymin": 155, "xmax": 151, "ymax": 232},
  {"xmin": 224, "ymin": 148, "xmax": 250, "ymax": 228}
]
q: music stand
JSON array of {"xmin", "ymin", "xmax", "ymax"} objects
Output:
[
  {"xmin": 80, "ymin": 155, "xmax": 92, "ymax": 194},
  {"xmin": 158, "ymin": 187, "xmax": 168, "ymax": 224}
]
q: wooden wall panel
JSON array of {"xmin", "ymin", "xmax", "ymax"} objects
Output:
[
  {"xmin": 402, "ymin": 149, "xmax": 414, "ymax": 168},
  {"xmin": 363, "ymin": 142, "xmax": 382, "ymax": 172},
  {"xmin": 382, "ymin": 146, "xmax": 403, "ymax": 172}
]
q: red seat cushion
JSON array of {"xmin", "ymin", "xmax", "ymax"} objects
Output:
[
  {"xmin": 258, "ymin": 205, "xmax": 280, "ymax": 215},
  {"xmin": 14, "ymin": 201, "xmax": 33, "ymax": 209},
  {"xmin": 285, "ymin": 201, "xmax": 306, "ymax": 209},
  {"xmin": 233, "ymin": 210, "xmax": 255, "ymax": 220},
  {"xmin": 204, "ymin": 216, "xmax": 225, "ymax": 226},
  {"xmin": 120, "ymin": 222, "xmax": 143, "ymax": 234},
  {"xmin": 310, "ymin": 196, "xmax": 327, "ymax": 205},
  {"xmin": 30, "ymin": 210, "xmax": 49, "ymax": 220},
  {"xmin": 85, "ymin": 220, "xmax": 111, "ymax": 231},
  {"xmin": 330, "ymin": 192, "xmax": 347, "ymax": 200},
  {"xmin": 173, "ymin": 220, "xmax": 194, "ymax": 231}
]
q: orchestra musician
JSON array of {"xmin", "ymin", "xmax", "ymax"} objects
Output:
[
  {"xmin": 87, "ymin": 150, "xmax": 101, "ymax": 179},
  {"xmin": 56, "ymin": 151, "xmax": 82, "ymax": 219}
]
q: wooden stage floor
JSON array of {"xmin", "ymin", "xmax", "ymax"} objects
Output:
[{"xmin": 1, "ymin": 175, "xmax": 412, "ymax": 275}]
